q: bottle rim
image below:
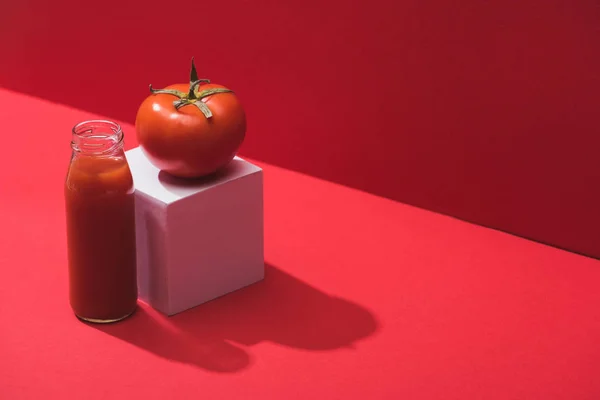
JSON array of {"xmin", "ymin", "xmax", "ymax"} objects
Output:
[{"xmin": 71, "ymin": 120, "xmax": 124, "ymax": 154}]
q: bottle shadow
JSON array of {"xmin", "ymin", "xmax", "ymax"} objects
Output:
[{"xmin": 92, "ymin": 263, "xmax": 379, "ymax": 373}]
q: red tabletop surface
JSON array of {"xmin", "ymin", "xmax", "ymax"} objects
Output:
[{"xmin": 1, "ymin": 88, "xmax": 600, "ymax": 399}]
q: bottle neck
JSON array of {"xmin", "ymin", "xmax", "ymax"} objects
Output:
[{"xmin": 71, "ymin": 120, "xmax": 124, "ymax": 157}]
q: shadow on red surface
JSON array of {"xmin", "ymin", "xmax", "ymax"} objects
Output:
[{"xmin": 92, "ymin": 264, "xmax": 378, "ymax": 372}]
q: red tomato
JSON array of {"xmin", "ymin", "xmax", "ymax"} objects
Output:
[{"xmin": 135, "ymin": 59, "xmax": 246, "ymax": 178}]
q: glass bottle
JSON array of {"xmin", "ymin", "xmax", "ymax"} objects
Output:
[{"xmin": 65, "ymin": 120, "xmax": 137, "ymax": 323}]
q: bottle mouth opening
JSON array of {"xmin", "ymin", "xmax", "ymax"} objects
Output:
[{"xmin": 71, "ymin": 120, "xmax": 124, "ymax": 154}]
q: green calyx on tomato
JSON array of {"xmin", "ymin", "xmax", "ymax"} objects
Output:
[{"xmin": 148, "ymin": 57, "xmax": 232, "ymax": 119}]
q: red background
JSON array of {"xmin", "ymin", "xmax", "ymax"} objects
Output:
[{"xmin": 1, "ymin": 0, "xmax": 599, "ymax": 257}]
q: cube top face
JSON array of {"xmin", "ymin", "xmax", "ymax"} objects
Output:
[{"xmin": 125, "ymin": 147, "xmax": 262, "ymax": 204}]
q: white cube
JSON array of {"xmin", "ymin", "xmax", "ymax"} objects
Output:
[{"xmin": 125, "ymin": 147, "xmax": 264, "ymax": 316}]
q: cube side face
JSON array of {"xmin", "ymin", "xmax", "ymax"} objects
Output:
[
  {"xmin": 166, "ymin": 170, "xmax": 265, "ymax": 315},
  {"xmin": 134, "ymin": 191, "xmax": 170, "ymax": 314}
]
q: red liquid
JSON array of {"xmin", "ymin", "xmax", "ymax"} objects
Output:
[{"xmin": 65, "ymin": 155, "xmax": 137, "ymax": 322}]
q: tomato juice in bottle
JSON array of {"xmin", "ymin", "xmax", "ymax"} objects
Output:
[{"xmin": 64, "ymin": 120, "xmax": 137, "ymax": 323}]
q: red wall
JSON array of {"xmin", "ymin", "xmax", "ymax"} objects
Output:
[{"xmin": 1, "ymin": 0, "xmax": 599, "ymax": 257}]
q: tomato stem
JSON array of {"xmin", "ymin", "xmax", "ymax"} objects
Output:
[
  {"xmin": 190, "ymin": 57, "xmax": 199, "ymax": 84},
  {"xmin": 147, "ymin": 58, "xmax": 234, "ymax": 119}
]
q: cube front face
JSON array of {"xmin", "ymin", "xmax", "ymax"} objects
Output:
[
  {"xmin": 127, "ymin": 148, "xmax": 265, "ymax": 316},
  {"xmin": 167, "ymin": 171, "xmax": 265, "ymax": 315}
]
